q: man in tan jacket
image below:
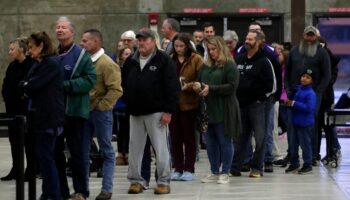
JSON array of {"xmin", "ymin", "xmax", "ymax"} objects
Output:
[{"xmin": 81, "ymin": 29, "xmax": 122, "ymax": 200}]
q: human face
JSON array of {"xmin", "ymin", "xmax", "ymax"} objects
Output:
[
  {"xmin": 207, "ymin": 43, "xmax": 219, "ymax": 61},
  {"xmin": 28, "ymin": 41, "xmax": 43, "ymax": 61},
  {"xmin": 117, "ymin": 41, "xmax": 124, "ymax": 50},
  {"xmin": 8, "ymin": 43, "xmax": 20, "ymax": 60},
  {"xmin": 225, "ymin": 40, "xmax": 237, "ymax": 51},
  {"xmin": 122, "ymin": 37, "xmax": 134, "ymax": 50},
  {"xmin": 80, "ymin": 32, "xmax": 99, "ymax": 54},
  {"xmin": 122, "ymin": 48, "xmax": 132, "ymax": 60},
  {"xmin": 137, "ymin": 37, "xmax": 156, "ymax": 57},
  {"xmin": 56, "ymin": 20, "xmax": 74, "ymax": 42},
  {"xmin": 193, "ymin": 31, "xmax": 204, "ymax": 44},
  {"xmin": 203, "ymin": 26, "xmax": 215, "ymax": 40},
  {"xmin": 161, "ymin": 20, "xmax": 172, "ymax": 39},
  {"xmin": 300, "ymin": 74, "xmax": 313, "ymax": 86},
  {"xmin": 161, "ymin": 39, "xmax": 170, "ymax": 50},
  {"xmin": 249, "ymin": 24, "xmax": 262, "ymax": 32},
  {"xmin": 174, "ymin": 39, "xmax": 186, "ymax": 56},
  {"xmin": 245, "ymin": 32, "xmax": 258, "ymax": 50},
  {"xmin": 303, "ymin": 32, "xmax": 317, "ymax": 45}
]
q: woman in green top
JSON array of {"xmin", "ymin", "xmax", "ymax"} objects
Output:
[{"xmin": 194, "ymin": 36, "xmax": 241, "ymax": 184}]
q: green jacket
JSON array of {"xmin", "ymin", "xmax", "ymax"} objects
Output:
[
  {"xmin": 64, "ymin": 49, "xmax": 96, "ymax": 119},
  {"xmin": 200, "ymin": 60, "xmax": 242, "ymax": 138}
]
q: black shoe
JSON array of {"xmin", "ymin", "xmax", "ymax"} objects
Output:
[
  {"xmin": 280, "ymin": 155, "xmax": 290, "ymax": 167},
  {"xmin": 312, "ymin": 159, "xmax": 318, "ymax": 166},
  {"xmin": 200, "ymin": 143, "xmax": 206, "ymax": 150},
  {"xmin": 229, "ymin": 170, "xmax": 241, "ymax": 177},
  {"xmin": 272, "ymin": 159, "xmax": 285, "ymax": 166},
  {"xmin": 285, "ymin": 165, "xmax": 299, "ymax": 173},
  {"xmin": 241, "ymin": 164, "xmax": 250, "ymax": 172},
  {"xmin": 264, "ymin": 162, "xmax": 274, "ymax": 173},
  {"xmin": 298, "ymin": 166, "xmax": 312, "ymax": 175},
  {"xmin": 1, "ymin": 170, "xmax": 15, "ymax": 181},
  {"xmin": 97, "ymin": 168, "xmax": 103, "ymax": 178}
]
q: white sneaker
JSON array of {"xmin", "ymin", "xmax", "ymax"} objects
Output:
[
  {"xmin": 217, "ymin": 174, "xmax": 229, "ymax": 184},
  {"xmin": 201, "ymin": 174, "xmax": 219, "ymax": 183}
]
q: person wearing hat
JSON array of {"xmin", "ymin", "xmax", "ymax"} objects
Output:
[
  {"xmin": 285, "ymin": 25, "xmax": 331, "ymax": 166},
  {"xmin": 284, "ymin": 69, "xmax": 317, "ymax": 174},
  {"xmin": 122, "ymin": 28, "xmax": 181, "ymax": 195},
  {"xmin": 223, "ymin": 30, "xmax": 239, "ymax": 58}
]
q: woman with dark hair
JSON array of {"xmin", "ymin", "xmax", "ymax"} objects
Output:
[
  {"xmin": 20, "ymin": 31, "xmax": 65, "ymax": 200},
  {"xmin": 195, "ymin": 36, "xmax": 241, "ymax": 184},
  {"xmin": 169, "ymin": 32, "xmax": 204, "ymax": 181},
  {"xmin": 1, "ymin": 37, "xmax": 34, "ymax": 181}
]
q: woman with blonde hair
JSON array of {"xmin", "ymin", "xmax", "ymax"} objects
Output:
[
  {"xmin": 194, "ymin": 36, "xmax": 241, "ymax": 184},
  {"xmin": 1, "ymin": 37, "xmax": 34, "ymax": 181}
]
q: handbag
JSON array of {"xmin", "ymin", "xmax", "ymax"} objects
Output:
[{"xmin": 196, "ymin": 96, "xmax": 208, "ymax": 134}]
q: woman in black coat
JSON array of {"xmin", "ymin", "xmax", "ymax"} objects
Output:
[
  {"xmin": 1, "ymin": 37, "xmax": 34, "ymax": 181},
  {"xmin": 20, "ymin": 31, "xmax": 65, "ymax": 200}
]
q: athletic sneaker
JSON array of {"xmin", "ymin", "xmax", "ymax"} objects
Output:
[
  {"xmin": 217, "ymin": 174, "xmax": 229, "ymax": 184},
  {"xmin": 249, "ymin": 170, "xmax": 262, "ymax": 178},
  {"xmin": 298, "ymin": 166, "xmax": 312, "ymax": 175},
  {"xmin": 180, "ymin": 171, "xmax": 193, "ymax": 181},
  {"xmin": 171, "ymin": 172, "xmax": 182, "ymax": 181},
  {"xmin": 201, "ymin": 174, "xmax": 219, "ymax": 183},
  {"xmin": 285, "ymin": 165, "xmax": 299, "ymax": 173}
]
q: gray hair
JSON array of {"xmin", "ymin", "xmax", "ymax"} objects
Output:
[
  {"xmin": 165, "ymin": 18, "xmax": 180, "ymax": 32},
  {"xmin": 223, "ymin": 30, "xmax": 239, "ymax": 42},
  {"xmin": 56, "ymin": 16, "xmax": 75, "ymax": 32}
]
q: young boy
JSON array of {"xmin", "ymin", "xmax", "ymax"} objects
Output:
[{"xmin": 285, "ymin": 69, "xmax": 317, "ymax": 174}]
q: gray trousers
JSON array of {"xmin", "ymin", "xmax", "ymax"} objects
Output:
[{"xmin": 127, "ymin": 112, "xmax": 171, "ymax": 185}]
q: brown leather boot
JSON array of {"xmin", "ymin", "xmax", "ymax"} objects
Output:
[{"xmin": 154, "ymin": 184, "xmax": 170, "ymax": 194}]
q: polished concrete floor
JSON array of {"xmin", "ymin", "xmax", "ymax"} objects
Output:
[{"xmin": 0, "ymin": 136, "xmax": 350, "ymax": 200}]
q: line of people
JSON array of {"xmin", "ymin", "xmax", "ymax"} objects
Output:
[{"xmin": 0, "ymin": 16, "xmax": 341, "ymax": 200}]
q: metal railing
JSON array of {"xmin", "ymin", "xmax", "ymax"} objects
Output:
[{"xmin": 0, "ymin": 114, "xmax": 34, "ymax": 200}]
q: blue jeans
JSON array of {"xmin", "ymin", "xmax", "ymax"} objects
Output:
[
  {"xmin": 232, "ymin": 101, "xmax": 266, "ymax": 172},
  {"xmin": 86, "ymin": 110, "xmax": 115, "ymax": 193},
  {"xmin": 264, "ymin": 97, "xmax": 275, "ymax": 162},
  {"xmin": 206, "ymin": 123, "xmax": 233, "ymax": 174},
  {"xmin": 37, "ymin": 131, "xmax": 60, "ymax": 200},
  {"xmin": 290, "ymin": 126, "xmax": 313, "ymax": 167}
]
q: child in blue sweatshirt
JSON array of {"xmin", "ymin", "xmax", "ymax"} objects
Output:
[{"xmin": 285, "ymin": 69, "xmax": 317, "ymax": 174}]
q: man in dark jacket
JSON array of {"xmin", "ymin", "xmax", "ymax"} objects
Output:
[
  {"xmin": 196, "ymin": 22, "xmax": 215, "ymax": 61},
  {"xmin": 230, "ymin": 30, "xmax": 274, "ymax": 178},
  {"xmin": 122, "ymin": 29, "xmax": 180, "ymax": 195},
  {"xmin": 285, "ymin": 25, "xmax": 331, "ymax": 165}
]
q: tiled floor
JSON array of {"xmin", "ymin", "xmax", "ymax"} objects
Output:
[{"xmin": 0, "ymin": 136, "xmax": 350, "ymax": 200}]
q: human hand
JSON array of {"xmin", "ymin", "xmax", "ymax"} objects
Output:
[{"xmin": 160, "ymin": 112, "xmax": 172, "ymax": 126}]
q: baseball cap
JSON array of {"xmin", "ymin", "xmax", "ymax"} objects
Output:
[
  {"xmin": 136, "ymin": 28, "xmax": 156, "ymax": 39},
  {"xmin": 303, "ymin": 25, "xmax": 317, "ymax": 35},
  {"xmin": 301, "ymin": 68, "xmax": 315, "ymax": 80}
]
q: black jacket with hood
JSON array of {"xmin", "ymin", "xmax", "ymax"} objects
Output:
[{"xmin": 236, "ymin": 50, "xmax": 275, "ymax": 107}]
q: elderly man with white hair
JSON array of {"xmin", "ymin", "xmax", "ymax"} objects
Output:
[{"xmin": 121, "ymin": 30, "xmax": 137, "ymax": 52}]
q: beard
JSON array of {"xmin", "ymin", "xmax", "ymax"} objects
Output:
[
  {"xmin": 298, "ymin": 40, "xmax": 319, "ymax": 57},
  {"xmin": 245, "ymin": 42, "xmax": 256, "ymax": 50}
]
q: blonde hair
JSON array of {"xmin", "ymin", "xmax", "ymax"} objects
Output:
[
  {"xmin": 9, "ymin": 36, "xmax": 28, "ymax": 55},
  {"xmin": 206, "ymin": 36, "xmax": 233, "ymax": 67}
]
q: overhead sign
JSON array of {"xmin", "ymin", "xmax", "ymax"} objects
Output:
[
  {"xmin": 239, "ymin": 8, "xmax": 269, "ymax": 13},
  {"xmin": 329, "ymin": 7, "xmax": 350, "ymax": 12},
  {"xmin": 183, "ymin": 8, "xmax": 213, "ymax": 13}
]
